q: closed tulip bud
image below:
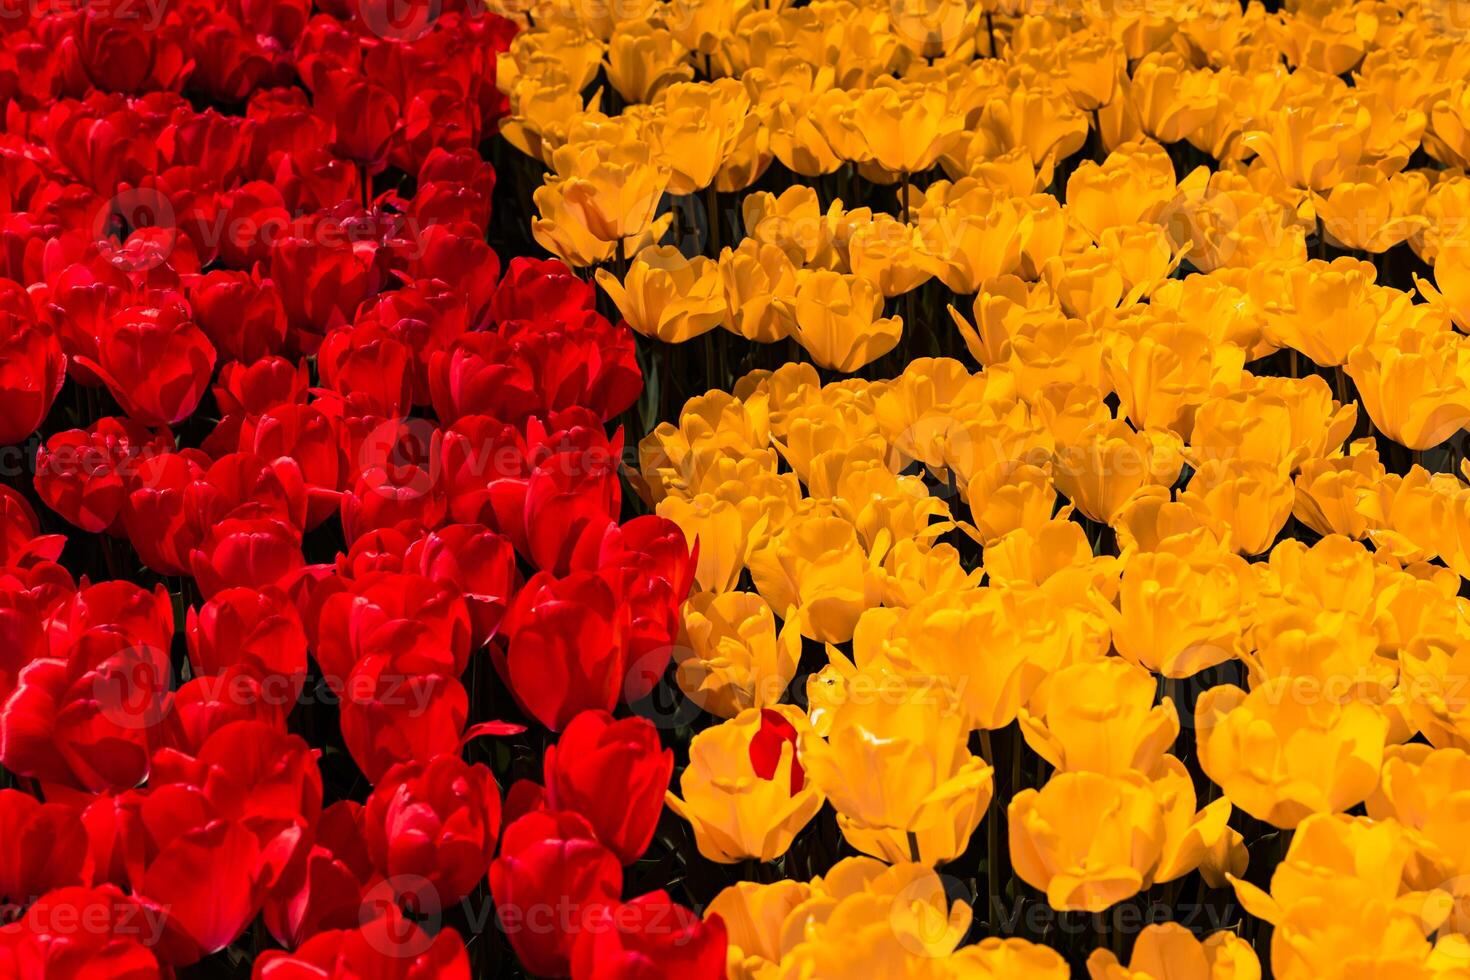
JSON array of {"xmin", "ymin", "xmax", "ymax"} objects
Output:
[
  {"xmin": 667, "ymin": 706, "xmax": 825, "ymax": 863},
  {"xmin": 781, "ymin": 270, "xmax": 902, "ymax": 372},
  {"xmin": 678, "ymin": 591, "xmax": 800, "ymax": 718},
  {"xmin": 597, "ymin": 246, "xmax": 726, "ymax": 343},
  {"xmin": 1108, "ymin": 549, "xmax": 1250, "ymax": 677},
  {"xmin": 1019, "ymin": 660, "xmax": 1178, "ymax": 774},
  {"xmin": 1087, "ymin": 924, "xmax": 1261, "ymax": 980},
  {"xmin": 801, "ymin": 697, "xmax": 993, "ymax": 865},
  {"xmin": 1009, "ymin": 770, "xmax": 1165, "ymax": 912},
  {"xmin": 605, "ymin": 24, "xmax": 695, "ymax": 103},
  {"xmin": 544, "ymin": 710, "xmax": 673, "ymax": 865},
  {"xmin": 1196, "ymin": 678, "xmax": 1388, "ymax": 828},
  {"xmin": 1179, "ymin": 458, "xmax": 1295, "ymax": 557}
]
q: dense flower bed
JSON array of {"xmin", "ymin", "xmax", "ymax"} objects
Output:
[{"xmin": 7, "ymin": 0, "xmax": 1470, "ymax": 978}]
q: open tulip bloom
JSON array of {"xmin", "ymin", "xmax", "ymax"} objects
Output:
[{"xmin": 5, "ymin": 1, "xmax": 1470, "ymax": 978}]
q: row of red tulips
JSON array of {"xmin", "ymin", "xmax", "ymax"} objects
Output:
[{"xmin": 0, "ymin": 1, "xmax": 726, "ymax": 977}]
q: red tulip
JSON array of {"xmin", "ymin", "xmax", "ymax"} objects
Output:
[
  {"xmin": 364, "ymin": 754, "xmax": 502, "ymax": 908},
  {"xmin": 74, "ymin": 303, "xmax": 217, "ymax": 427},
  {"xmin": 261, "ymin": 801, "xmax": 370, "ymax": 949},
  {"xmin": 401, "ymin": 524, "xmax": 518, "ymax": 647},
  {"xmin": 186, "ymin": 586, "xmax": 307, "ymax": 700},
  {"xmin": 490, "ymin": 810, "xmax": 623, "ymax": 979},
  {"xmin": 0, "ymin": 886, "xmax": 163, "ymax": 979},
  {"xmin": 0, "ymin": 486, "xmax": 67, "ymax": 573},
  {"xmin": 66, "ymin": 6, "xmax": 190, "ymax": 94},
  {"xmin": 34, "ymin": 418, "xmax": 174, "ymax": 535},
  {"xmin": 253, "ymin": 904, "xmax": 471, "ymax": 980},
  {"xmin": 543, "ymin": 711, "xmax": 672, "ymax": 865},
  {"xmin": 268, "ymin": 234, "xmax": 376, "ymax": 350},
  {"xmin": 496, "ymin": 570, "xmax": 631, "ymax": 733},
  {"xmin": 316, "ymin": 68, "xmax": 401, "ymax": 172},
  {"xmin": 190, "ymin": 268, "xmax": 289, "ymax": 363},
  {"xmin": 0, "ymin": 627, "xmax": 172, "ymax": 794},
  {"xmin": 189, "ymin": 515, "xmax": 305, "ymax": 599},
  {"xmin": 0, "ymin": 790, "xmax": 90, "ymax": 912},
  {"xmin": 318, "ymin": 324, "xmax": 413, "ymax": 419},
  {"xmin": 339, "ymin": 653, "xmax": 469, "ymax": 784},
  {"xmin": 570, "ymin": 892, "xmax": 727, "ymax": 980},
  {"xmin": 0, "ymin": 315, "xmax": 64, "ymax": 446},
  {"xmin": 489, "ymin": 257, "xmax": 596, "ymax": 325},
  {"xmin": 308, "ymin": 570, "xmax": 471, "ymax": 688},
  {"xmin": 246, "ymin": 404, "xmax": 350, "ymax": 528},
  {"xmin": 213, "ymin": 356, "xmax": 310, "ymax": 417}
]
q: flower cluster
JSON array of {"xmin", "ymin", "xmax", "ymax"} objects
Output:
[
  {"xmin": 494, "ymin": 0, "xmax": 1470, "ymax": 977},
  {"xmin": 0, "ymin": 1, "xmax": 718, "ymax": 978},
  {"xmin": 10, "ymin": 0, "xmax": 1470, "ymax": 977}
]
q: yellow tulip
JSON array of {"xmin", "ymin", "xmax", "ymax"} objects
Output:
[
  {"xmin": 1314, "ymin": 169, "xmax": 1430, "ymax": 253},
  {"xmin": 747, "ymin": 513, "xmax": 881, "ymax": 643},
  {"xmin": 605, "ymin": 21, "xmax": 694, "ymax": 103},
  {"xmin": 596, "ymin": 246, "xmax": 726, "ymax": 342},
  {"xmin": 1064, "ymin": 141, "xmax": 1178, "ymax": 241},
  {"xmin": 705, "ymin": 879, "xmax": 811, "ymax": 980},
  {"xmin": 1052, "ymin": 418, "xmax": 1183, "ymax": 525},
  {"xmin": 1240, "ymin": 98, "xmax": 1371, "ymax": 192},
  {"xmin": 1195, "ymin": 678, "xmax": 1389, "ymax": 828},
  {"xmin": 667, "ymin": 705, "xmax": 825, "ymax": 863},
  {"xmin": 1254, "ymin": 257, "xmax": 1402, "ymax": 367},
  {"xmin": 783, "ymin": 270, "xmax": 903, "ymax": 372},
  {"xmin": 652, "ymin": 80, "xmax": 758, "ymax": 195},
  {"xmin": 848, "ymin": 213, "xmax": 936, "ymax": 298},
  {"xmin": 848, "ymin": 82, "xmax": 966, "ymax": 176},
  {"xmin": 1129, "ymin": 54, "xmax": 1219, "ymax": 144},
  {"xmin": 678, "ymin": 591, "xmax": 800, "ymax": 718},
  {"xmin": 1293, "ymin": 443, "xmax": 1386, "ymax": 540},
  {"xmin": 1018, "ymin": 659, "xmax": 1178, "ymax": 775},
  {"xmin": 1108, "ymin": 549, "xmax": 1250, "ymax": 677},
  {"xmin": 800, "ymin": 696, "xmax": 994, "ymax": 865},
  {"xmin": 1347, "ymin": 329, "xmax": 1470, "ymax": 451},
  {"xmin": 1008, "ymin": 770, "xmax": 1166, "ymax": 912},
  {"xmin": 1417, "ymin": 245, "xmax": 1470, "ymax": 333},
  {"xmin": 1179, "ymin": 458, "xmax": 1295, "ymax": 557},
  {"xmin": 946, "ymin": 938, "xmax": 1070, "ymax": 978},
  {"xmin": 1104, "ymin": 317, "xmax": 1246, "ymax": 438},
  {"xmin": 552, "ymin": 138, "xmax": 671, "ymax": 242},
  {"xmin": 1087, "ymin": 924, "xmax": 1261, "ymax": 980}
]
